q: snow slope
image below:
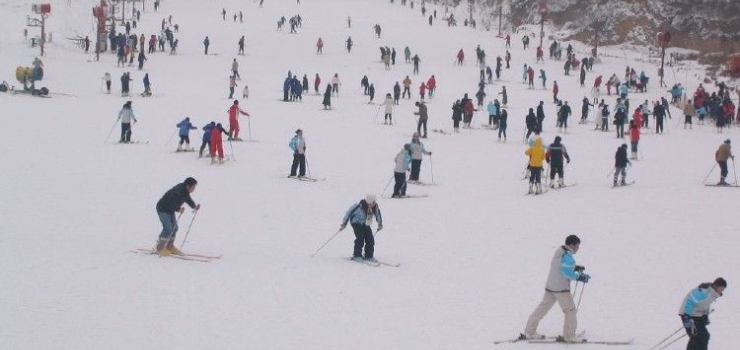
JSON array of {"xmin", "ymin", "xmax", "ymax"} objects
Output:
[{"xmin": 0, "ymin": 0, "xmax": 737, "ymax": 349}]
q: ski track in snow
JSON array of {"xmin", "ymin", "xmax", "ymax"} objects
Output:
[{"xmin": 0, "ymin": 0, "xmax": 737, "ymax": 349}]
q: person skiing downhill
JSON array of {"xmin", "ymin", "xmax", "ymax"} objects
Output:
[
  {"xmin": 393, "ymin": 144, "xmax": 411, "ymax": 198},
  {"xmin": 679, "ymin": 278, "xmax": 727, "ymax": 350},
  {"xmin": 715, "ymin": 139, "xmax": 734, "ymax": 185},
  {"xmin": 628, "ymin": 120, "xmax": 640, "ymax": 160},
  {"xmin": 522, "ymin": 235, "xmax": 590, "ymax": 343},
  {"xmin": 525, "ymin": 136, "xmax": 546, "ymax": 194},
  {"xmin": 227, "ymin": 100, "xmax": 250, "ymax": 141},
  {"xmin": 175, "ymin": 117, "xmax": 197, "ymax": 151},
  {"xmin": 199, "ymin": 122, "xmax": 215, "ymax": 158},
  {"xmin": 414, "ymin": 102, "xmax": 429, "ymax": 138},
  {"xmin": 155, "ymin": 177, "xmax": 201, "ymax": 256},
  {"xmin": 117, "ymin": 101, "xmax": 137, "ymax": 143},
  {"xmin": 613, "ymin": 144, "xmax": 631, "ymax": 186},
  {"xmin": 408, "ymin": 133, "xmax": 431, "ymax": 182},
  {"xmin": 288, "ymin": 129, "xmax": 306, "ymax": 178},
  {"xmin": 383, "ymin": 93, "xmax": 394, "ymax": 124},
  {"xmin": 546, "ymin": 136, "xmax": 571, "ymax": 188},
  {"xmin": 209, "ymin": 123, "xmax": 229, "ymax": 164},
  {"xmin": 339, "ymin": 195, "xmax": 383, "ymax": 262}
]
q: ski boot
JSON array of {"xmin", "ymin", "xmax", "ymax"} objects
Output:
[
  {"xmin": 166, "ymin": 238, "xmax": 182, "ymax": 255},
  {"xmin": 535, "ymin": 183, "xmax": 543, "ymax": 194},
  {"xmin": 558, "ymin": 178, "xmax": 565, "ymax": 188},
  {"xmin": 156, "ymin": 238, "xmax": 171, "ymax": 256},
  {"xmin": 527, "ymin": 184, "xmax": 534, "ymax": 194}
]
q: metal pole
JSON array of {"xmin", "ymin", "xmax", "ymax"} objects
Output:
[
  {"xmin": 648, "ymin": 327, "xmax": 684, "ymax": 350},
  {"xmin": 702, "ymin": 162, "xmax": 717, "ymax": 185},
  {"xmin": 179, "ymin": 210, "xmax": 198, "ymax": 251},
  {"xmin": 429, "ymin": 154, "xmax": 434, "ymax": 184},
  {"xmin": 380, "ymin": 174, "xmax": 394, "ymax": 197},
  {"xmin": 310, "ymin": 229, "xmax": 342, "ymax": 257},
  {"xmin": 105, "ymin": 119, "xmax": 120, "ymax": 143}
]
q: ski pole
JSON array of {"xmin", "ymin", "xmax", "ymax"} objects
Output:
[
  {"xmin": 179, "ymin": 209, "xmax": 199, "ymax": 251},
  {"xmin": 575, "ymin": 282, "xmax": 586, "ymax": 312},
  {"xmin": 380, "ymin": 174, "xmax": 394, "ymax": 197},
  {"xmin": 606, "ymin": 167, "xmax": 615, "ymax": 178},
  {"xmin": 654, "ymin": 333, "xmax": 686, "ymax": 350},
  {"xmin": 373, "ymin": 105, "xmax": 382, "ymax": 124},
  {"xmin": 247, "ymin": 116, "xmax": 252, "ymax": 141},
  {"xmin": 310, "ymin": 229, "xmax": 342, "ymax": 257},
  {"xmin": 105, "ymin": 119, "xmax": 120, "ymax": 143},
  {"xmin": 228, "ymin": 139, "xmax": 236, "ymax": 161},
  {"xmin": 305, "ymin": 155, "xmax": 312, "ymax": 178},
  {"xmin": 701, "ymin": 162, "xmax": 717, "ymax": 185},
  {"xmin": 429, "ymin": 154, "xmax": 434, "ymax": 184},
  {"xmin": 648, "ymin": 327, "xmax": 684, "ymax": 350},
  {"xmin": 165, "ymin": 128, "xmax": 177, "ymax": 146},
  {"xmin": 733, "ymin": 158, "xmax": 738, "ymax": 185}
]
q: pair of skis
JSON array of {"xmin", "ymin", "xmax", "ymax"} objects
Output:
[
  {"xmin": 347, "ymin": 257, "xmax": 400, "ymax": 268},
  {"xmin": 494, "ymin": 332, "xmax": 632, "ymax": 346},
  {"xmin": 130, "ymin": 248, "xmax": 221, "ymax": 262}
]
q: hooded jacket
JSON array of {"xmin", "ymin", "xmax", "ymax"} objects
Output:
[{"xmin": 525, "ymin": 138, "xmax": 546, "ymax": 167}]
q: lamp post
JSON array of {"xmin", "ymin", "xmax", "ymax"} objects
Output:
[{"xmin": 538, "ymin": 2, "xmax": 547, "ymax": 50}]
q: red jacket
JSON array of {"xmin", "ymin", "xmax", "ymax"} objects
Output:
[
  {"xmin": 457, "ymin": 50, "xmax": 464, "ymax": 60},
  {"xmin": 314, "ymin": 75, "xmax": 321, "ymax": 88},
  {"xmin": 629, "ymin": 125, "xmax": 640, "ymax": 142},
  {"xmin": 594, "ymin": 76, "xmax": 602, "ymax": 88},
  {"xmin": 553, "ymin": 83, "xmax": 559, "ymax": 94},
  {"xmin": 426, "ymin": 76, "xmax": 436, "ymax": 89},
  {"xmin": 463, "ymin": 100, "xmax": 475, "ymax": 115},
  {"xmin": 527, "ymin": 67, "xmax": 535, "ymax": 80},
  {"xmin": 419, "ymin": 82, "xmax": 426, "ymax": 94},
  {"xmin": 228, "ymin": 104, "xmax": 249, "ymax": 122}
]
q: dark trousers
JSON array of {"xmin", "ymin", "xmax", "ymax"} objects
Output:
[
  {"xmin": 528, "ymin": 166, "xmax": 542, "ymax": 184},
  {"xmin": 291, "ymin": 153, "xmax": 306, "ymax": 176},
  {"xmin": 453, "ymin": 119, "xmax": 460, "ymax": 128},
  {"xmin": 616, "ymin": 123, "xmax": 624, "ymax": 138},
  {"xmin": 402, "ymin": 87, "xmax": 410, "ymax": 98},
  {"xmin": 199, "ymin": 140, "xmax": 210, "ymax": 156},
  {"xmin": 417, "ymin": 119, "xmax": 427, "ymax": 137},
  {"xmin": 410, "ymin": 159, "xmax": 422, "ymax": 180},
  {"xmin": 105, "ymin": 81, "xmax": 111, "ymax": 92},
  {"xmin": 229, "ymin": 86, "xmax": 235, "ymax": 99},
  {"xmin": 684, "ymin": 316, "xmax": 709, "ymax": 350},
  {"xmin": 384, "ymin": 113, "xmax": 392, "ymax": 122},
  {"xmin": 120, "ymin": 123, "xmax": 132, "ymax": 142},
  {"xmin": 498, "ymin": 125, "xmax": 507, "ymax": 139},
  {"xmin": 656, "ymin": 118, "xmax": 664, "ymax": 134},
  {"xmin": 178, "ymin": 135, "xmax": 190, "ymax": 145},
  {"xmin": 393, "ymin": 171, "xmax": 407, "ymax": 197},
  {"xmin": 719, "ymin": 161, "xmax": 728, "ymax": 178},
  {"xmin": 351, "ymin": 223, "xmax": 374, "ymax": 258},
  {"xmin": 550, "ymin": 164, "xmax": 564, "ymax": 179}
]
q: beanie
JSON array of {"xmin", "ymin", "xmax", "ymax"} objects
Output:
[
  {"xmin": 365, "ymin": 194, "xmax": 377, "ymax": 204},
  {"xmin": 184, "ymin": 177, "xmax": 197, "ymax": 186},
  {"xmin": 565, "ymin": 235, "xmax": 581, "ymax": 246}
]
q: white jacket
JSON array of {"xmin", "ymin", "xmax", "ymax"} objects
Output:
[{"xmin": 384, "ymin": 97, "xmax": 394, "ymax": 113}]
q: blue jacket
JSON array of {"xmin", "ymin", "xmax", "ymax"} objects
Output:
[
  {"xmin": 283, "ymin": 77, "xmax": 292, "ymax": 92},
  {"xmin": 487, "ymin": 102, "xmax": 497, "ymax": 115},
  {"xmin": 202, "ymin": 123, "xmax": 214, "ymax": 141},
  {"xmin": 177, "ymin": 119, "xmax": 196, "ymax": 136},
  {"xmin": 680, "ymin": 283, "xmax": 722, "ymax": 317},
  {"xmin": 342, "ymin": 201, "xmax": 383, "ymax": 227},
  {"xmin": 619, "ymin": 84, "xmax": 629, "ymax": 95},
  {"xmin": 671, "ymin": 86, "xmax": 683, "ymax": 97}
]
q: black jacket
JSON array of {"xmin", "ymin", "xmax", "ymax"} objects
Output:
[
  {"xmin": 546, "ymin": 142, "xmax": 570, "ymax": 166},
  {"xmin": 156, "ymin": 183, "xmax": 196, "ymax": 214},
  {"xmin": 615, "ymin": 147, "xmax": 630, "ymax": 167}
]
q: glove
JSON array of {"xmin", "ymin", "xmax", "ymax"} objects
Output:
[
  {"xmin": 194, "ymin": 204, "xmax": 201, "ymax": 211},
  {"xmin": 577, "ymin": 273, "xmax": 590, "ymax": 283},
  {"xmin": 377, "ymin": 225, "xmax": 383, "ymax": 232},
  {"xmin": 428, "ymin": 152, "xmax": 432, "ymax": 156},
  {"xmin": 178, "ymin": 207, "xmax": 185, "ymax": 214},
  {"xmin": 682, "ymin": 315, "xmax": 696, "ymax": 334},
  {"xmin": 574, "ymin": 265, "xmax": 585, "ymax": 273},
  {"xmin": 339, "ymin": 224, "xmax": 346, "ymax": 231},
  {"xmin": 701, "ymin": 315, "xmax": 710, "ymax": 325}
]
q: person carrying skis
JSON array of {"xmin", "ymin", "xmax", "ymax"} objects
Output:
[
  {"xmin": 715, "ymin": 139, "xmax": 734, "ymax": 185},
  {"xmin": 227, "ymin": 100, "xmax": 250, "ymax": 141},
  {"xmin": 339, "ymin": 195, "xmax": 383, "ymax": 262},
  {"xmin": 525, "ymin": 136, "xmax": 546, "ymax": 194},
  {"xmin": 393, "ymin": 144, "xmax": 411, "ymax": 198},
  {"xmin": 613, "ymin": 144, "xmax": 631, "ymax": 186},
  {"xmin": 117, "ymin": 101, "xmax": 137, "ymax": 143},
  {"xmin": 522, "ymin": 235, "xmax": 589, "ymax": 343},
  {"xmin": 414, "ymin": 101, "xmax": 429, "ymax": 137},
  {"xmin": 383, "ymin": 93, "xmax": 394, "ymax": 124},
  {"xmin": 546, "ymin": 136, "xmax": 571, "ymax": 188},
  {"xmin": 199, "ymin": 122, "xmax": 215, "ymax": 158},
  {"xmin": 679, "ymin": 278, "xmax": 727, "ymax": 350},
  {"xmin": 176, "ymin": 117, "xmax": 197, "ymax": 151},
  {"xmin": 288, "ymin": 129, "xmax": 306, "ymax": 178},
  {"xmin": 209, "ymin": 123, "xmax": 229, "ymax": 164},
  {"xmin": 155, "ymin": 177, "xmax": 201, "ymax": 256},
  {"xmin": 408, "ymin": 133, "xmax": 431, "ymax": 182}
]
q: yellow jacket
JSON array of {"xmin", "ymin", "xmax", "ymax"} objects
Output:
[{"xmin": 525, "ymin": 138, "xmax": 546, "ymax": 167}]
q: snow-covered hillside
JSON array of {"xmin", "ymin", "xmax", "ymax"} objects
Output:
[{"xmin": 0, "ymin": 0, "xmax": 737, "ymax": 349}]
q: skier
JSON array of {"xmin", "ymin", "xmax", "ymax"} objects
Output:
[
  {"xmin": 176, "ymin": 117, "xmax": 197, "ymax": 151},
  {"xmin": 391, "ymin": 48, "xmax": 397, "ymax": 65},
  {"xmin": 539, "ymin": 69, "xmax": 547, "ymax": 89},
  {"xmin": 552, "ymin": 81, "xmax": 559, "ymax": 104},
  {"xmin": 229, "ymin": 75, "xmax": 237, "ymax": 99},
  {"xmin": 339, "ymin": 195, "xmax": 383, "ymax": 262},
  {"xmin": 322, "ymin": 84, "xmax": 332, "ymax": 109},
  {"xmin": 414, "ymin": 102, "xmax": 429, "ymax": 138},
  {"xmin": 654, "ymin": 101, "xmax": 666, "ymax": 134},
  {"xmin": 154, "ymin": 177, "xmax": 201, "ymax": 256},
  {"xmin": 679, "ymin": 278, "xmax": 727, "ymax": 350},
  {"xmin": 117, "ymin": 101, "xmax": 137, "ymax": 143},
  {"xmin": 600, "ymin": 104, "xmax": 609, "ymax": 132},
  {"xmin": 346, "ymin": 36, "xmax": 353, "ymax": 53},
  {"xmin": 487, "ymin": 100, "xmax": 497, "ymax": 127},
  {"xmin": 427, "ymin": 75, "xmax": 436, "ymax": 98},
  {"xmin": 137, "ymin": 50, "xmax": 147, "ymax": 70},
  {"xmin": 715, "ymin": 139, "xmax": 734, "ymax": 185},
  {"xmin": 499, "ymin": 86, "xmax": 508, "ymax": 106},
  {"xmin": 314, "ymin": 74, "xmax": 321, "ymax": 94},
  {"xmin": 452, "ymin": 100, "xmax": 463, "ymax": 133},
  {"xmin": 628, "ymin": 120, "xmax": 640, "ymax": 160},
  {"xmin": 393, "ymin": 82, "xmax": 401, "ymax": 105},
  {"xmin": 231, "ymin": 59, "xmax": 241, "ymax": 80},
  {"xmin": 361, "ymin": 75, "xmax": 369, "ymax": 95},
  {"xmin": 498, "ymin": 109, "xmax": 508, "ymax": 142},
  {"xmin": 383, "ymin": 93, "xmax": 394, "ymax": 124},
  {"xmin": 238, "ymin": 36, "xmax": 245, "ymax": 55},
  {"xmin": 331, "ymin": 73, "xmax": 341, "ymax": 96},
  {"xmin": 613, "ymin": 144, "xmax": 631, "ymax": 186},
  {"xmin": 103, "ymin": 72, "xmax": 112, "ymax": 94},
  {"xmin": 316, "ymin": 37, "xmax": 323, "ymax": 54},
  {"xmin": 614, "ymin": 105, "xmax": 627, "ymax": 139},
  {"xmin": 393, "ymin": 144, "xmax": 411, "ymax": 198},
  {"xmin": 683, "ymin": 99, "xmax": 695, "ymax": 129},
  {"xmin": 545, "ymin": 136, "xmax": 571, "ymax": 188},
  {"xmin": 408, "ymin": 133, "xmax": 431, "ymax": 182},
  {"xmin": 402, "ymin": 76, "xmax": 412, "ymax": 99},
  {"xmin": 199, "ymin": 122, "xmax": 215, "ymax": 158},
  {"xmin": 203, "ymin": 36, "xmax": 210, "ymax": 55},
  {"xmin": 142, "ymin": 73, "xmax": 152, "ymax": 97},
  {"xmin": 404, "ymin": 46, "xmax": 411, "ymax": 63},
  {"xmin": 580, "ymin": 97, "xmax": 592, "ymax": 123},
  {"xmin": 525, "ymin": 136, "xmax": 546, "ymax": 194},
  {"xmin": 412, "ymin": 54, "xmax": 421, "ymax": 74},
  {"xmin": 209, "ymin": 122, "xmax": 229, "ymax": 164},
  {"xmin": 288, "ymin": 129, "xmax": 306, "ymax": 178},
  {"xmin": 525, "ymin": 108, "xmax": 537, "ymax": 140},
  {"xmin": 227, "ymin": 100, "xmax": 250, "ymax": 141},
  {"xmin": 522, "ymin": 235, "xmax": 589, "ymax": 342},
  {"xmin": 456, "ymin": 49, "xmax": 464, "ymax": 65},
  {"xmin": 536, "ymin": 101, "xmax": 546, "ymax": 132},
  {"xmin": 120, "ymin": 72, "xmax": 132, "ymax": 97},
  {"xmin": 527, "ymin": 66, "xmax": 535, "ymax": 88}
]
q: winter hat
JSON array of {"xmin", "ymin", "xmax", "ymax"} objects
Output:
[
  {"xmin": 233, "ymin": 100, "xmax": 239, "ymax": 105},
  {"xmin": 404, "ymin": 143, "xmax": 411, "ymax": 151},
  {"xmin": 184, "ymin": 177, "xmax": 198, "ymax": 186},
  {"xmin": 713, "ymin": 277, "xmax": 727, "ymax": 288},
  {"xmin": 725, "ymin": 139, "xmax": 731, "ymax": 144},
  {"xmin": 554, "ymin": 136, "xmax": 562, "ymax": 143},
  {"xmin": 296, "ymin": 129, "xmax": 302, "ymax": 134},
  {"xmin": 365, "ymin": 194, "xmax": 377, "ymax": 205},
  {"xmin": 565, "ymin": 235, "xmax": 581, "ymax": 246}
]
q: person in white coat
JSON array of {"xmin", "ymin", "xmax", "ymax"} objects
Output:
[
  {"xmin": 392, "ymin": 144, "xmax": 411, "ymax": 198},
  {"xmin": 117, "ymin": 101, "xmax": 137, "ymax": 143},
  {"xmin": 383, "ymin": 93, "xmax": 394, "ymax": 124}
]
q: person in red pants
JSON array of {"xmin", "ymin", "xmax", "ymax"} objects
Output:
[
  {"xmin": 227, "ymin": 100, "xmax": 250, "ymax": 141},
  {"xmin": 209, "ymin": 123, "xmax": 229, "ymax": 164}
]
